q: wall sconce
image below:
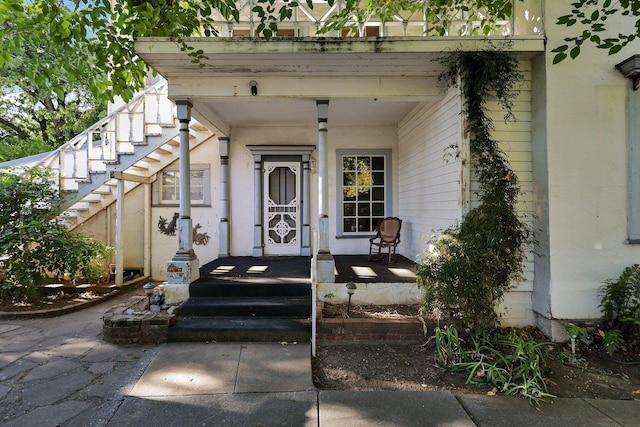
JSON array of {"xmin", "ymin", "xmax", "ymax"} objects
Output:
[
  {"xmin": 616, "ymin": 54, "xmax": 640, "ymax": 90},
  {"xmin": 250, "ymin": 80, "xmax": 258, "ymax": 96}
]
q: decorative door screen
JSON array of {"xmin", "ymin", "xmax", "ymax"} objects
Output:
[{"xmin": 264, "ymin": 162, "xmax": 300, "ymax": 255}]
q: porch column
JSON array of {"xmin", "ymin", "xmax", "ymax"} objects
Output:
[
  {"xmin": 219, "ymin": 137, "xmax": 230, "ymax": 257},
  {"xmin": 302, "ymin": 155, "xmax": 311, "ymax": 256},
  {"xmin": 114, "ymin": 178, "xmax": 125, "ymax": 287},
  {"xmin": 315, "ymin": 99, "xmax": 335, "ymax": 282},
  {"xmin": 165, "ymin": 99, "xmax": 200, "ymax": 304},
  {"xmin": 253, "ymin": 155, "xmax": 264, "ymax": 256}
]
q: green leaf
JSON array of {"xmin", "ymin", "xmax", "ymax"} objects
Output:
[
  {"xmin": 570, "ymin": 46, "xmax": 581, "ymax": 59},
  {"xmin": 553, "ymin": 52, "xmax": 568, "ymax": 64},
  {"xmin": 609, "ymin": 44, "xmax": 623, "ymax": 54}
]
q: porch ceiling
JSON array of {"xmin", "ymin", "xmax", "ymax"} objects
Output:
[{"xmin": 136, "ymin": 36, "xmax": 544, "ymax": 131}]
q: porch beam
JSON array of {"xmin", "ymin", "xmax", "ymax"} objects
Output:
[
  {"xmin": 169, "ymin": 76, "xmax": 442, "ymax": 100},
  {"xmin": 110, "ymin": 171, "xmax": 155, "ymax": 184},
  {"xmin": 191, "ymin": 99, "xmax": 230, "ymax": 137},
  {"xmin": 136, "ymin": 37, "xmax": 544, "ymax": 58}
]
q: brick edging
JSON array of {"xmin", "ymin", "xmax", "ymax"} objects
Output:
[{"xmin": 317, "ymin": 317, "xmax": 425, "ymax": 344}]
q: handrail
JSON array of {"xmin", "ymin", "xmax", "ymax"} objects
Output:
[{"xmin": 14, "ymin": 80, "xmax": 171, "ymax": 190}]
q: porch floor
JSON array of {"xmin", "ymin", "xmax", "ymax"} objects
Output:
[{"xmin": 199, "ymin": 255, "xmax": 417, "ymax": 284}]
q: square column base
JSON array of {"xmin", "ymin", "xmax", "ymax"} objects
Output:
[
  {"xmin": 165, "ymin": 259, "xmax": 200, "ymax": 304},
  {"xmin": 314, "ymin": 253, "xmax": 335, "ymax": 283}
]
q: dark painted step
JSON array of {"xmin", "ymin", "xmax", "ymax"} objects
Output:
[
  {"xmin": 189, "ymin": 280, "xmax": 311, "ymax": 298},
  {"xmin": 180, "ymin": 296, "xmax": 312, "ymax": 317},
  {"xmin": 167, "ymin": 317, "xmax": 311, "ymax": 342}
]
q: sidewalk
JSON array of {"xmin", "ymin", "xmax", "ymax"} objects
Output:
[{"xmin": 0, "ymin": 292, "xmax": 638, "ymax": 426}]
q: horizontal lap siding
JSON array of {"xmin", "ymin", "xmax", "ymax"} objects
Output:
[
  {"xmin": 397, "ymin": 87, "xmax": 463, "ymax": 261},
  {"xmin": 476, "ymin": 61, "xmax": 535, "ymax": 326}
]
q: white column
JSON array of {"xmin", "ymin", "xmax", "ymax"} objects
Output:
[
  {"xmin": 253, "ymin": 155, "xmax": 264, "ymax": 256},
  {"xmin": 315, "ymin": 99, "xmax": 335, "ymax": 283},
  {"xmin": 219, "ymin": 137, "xmax": 230, "ymax": 257},
  {"xmin": 115, "ymin": 178, "xmax": 124, "ymax": 287},
  {"xmin": 302, "ymin": 155, "xmax": 311, "ymax": 256},
  {"xmin": 317, "ymin": 99, "xmax": 330, "ymax": 253},
  {"xmin": 143, "ymin": 182, "xmax": 151, "ymax": 277},
  {"xmin": 165, "ymin": 99, "xmax": 199, "ymax": 304}
]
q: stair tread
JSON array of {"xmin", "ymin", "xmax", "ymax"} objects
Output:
[
  {"xmin": 190, "ymin": 281, "xmax": 311, "ymax": 298},
  {"xmin": 172, "ymin": 317, "xmax": 311, "ymax": 330},
  {"xmin": 185, "ymin": 296, "xmax": 311, "ymax": 304}
]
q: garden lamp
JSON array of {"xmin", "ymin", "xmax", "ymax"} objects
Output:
[
  {"xmin": 346, "ymin": 282, "xmax": 357, "ymax": 316},
  {"xmin": 143, "ymin": 282, "xmax": 155, "ymax": 309}
]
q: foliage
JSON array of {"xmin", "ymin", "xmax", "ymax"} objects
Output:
[
  {"xmin": 434, "ymin": 325, "xmax": 555, "ymax": 403},
  {"xmin": 319, "ymin": 0, "xmax": 516, "ymax": 37},
  {"xmin": 600, "ymin": 264, "xmax": 640, "ymax": 324},
  {"xmin": 553, "ymin": 0, "xmax": 640, "ymax": 63},
  {"xmin": 591, "ymin": 265, "xmax": 640, "ymax": 356},
  {"xmin": 0, "ymin": 168, "xmax": 111, "ymax": 301},
  {"xmin": 417, "ymin": 47, "xmax": 530, "ymax": 333},
  {"xmin": 599, "ymin": 328, "xmax": 625, "ymax": 356}
]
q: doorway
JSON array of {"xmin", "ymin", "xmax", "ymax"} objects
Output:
[{"xmin": 263, "ymin": 161, "xmax": 301, "ymax": 255}]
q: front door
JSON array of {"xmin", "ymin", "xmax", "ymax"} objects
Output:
[{"xmin": 263, "ymin": 161, "xmax": 301, "ymax": 255}]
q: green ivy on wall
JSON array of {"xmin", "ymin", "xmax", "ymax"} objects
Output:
[{"xmin": 417, "ymin": 47, "xmax": 531, "ymax": 334}]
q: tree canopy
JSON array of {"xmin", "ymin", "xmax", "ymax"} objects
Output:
[{"xmin": 1, "ymin": 0, "xmax": 639, "ymax": 106}]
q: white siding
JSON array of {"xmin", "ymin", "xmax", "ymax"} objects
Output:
[
  {"xmin": 482, "ymin": 61, "xmax": 535, "ymax": 326},
  {"xmin": 397, "ymin": 87, "xmax": 464, "ymax": 261}
]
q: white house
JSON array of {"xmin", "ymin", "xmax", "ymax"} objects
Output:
[{"xmin": 5, "ymin": 1, "xmax": 640, "ymax": 340}]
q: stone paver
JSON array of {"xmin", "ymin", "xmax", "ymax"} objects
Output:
[
  {"xmin": 319, "ymin": 390, "xmax": 476, "ymax": 427},
  {"xmin": 107, "ymin": 392, "xmax": 319, "ymax": 427},
  {"xmin": 235, "ymin": 342, "xmax": 315, "ymax": 393},
  {"xmin": 457, "ymin": 395, "xmax": 623, "ymax": 427},
  {"xmin": 0, "ymin": 291, "xmax": 153, "ymax": 425}
]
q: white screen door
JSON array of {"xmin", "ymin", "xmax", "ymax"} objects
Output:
[{"xmin": 263, "ymin": 161, "xmax": 301, "ymax": 255}]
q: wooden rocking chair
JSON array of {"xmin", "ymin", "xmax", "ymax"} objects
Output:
[{"xmin": 368, "ymin": 217, "xmax": 402, "ymax": 264}]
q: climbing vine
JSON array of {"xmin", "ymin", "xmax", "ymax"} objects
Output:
[{"xmin": 417, "ymin": 47, "xmax": 531, "ymax": 334}]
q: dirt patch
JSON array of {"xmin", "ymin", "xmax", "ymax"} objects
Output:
[
  {"xmin": 322, "ymin": 303, "xmax": 420, "ymax": 319},
  {"xmin": 0, "ymin": 287, "xmax": 115, "ymax": 312},
  {"xmin": 314, "ymin": 304, "xmax": 640, "ymax": 400}
]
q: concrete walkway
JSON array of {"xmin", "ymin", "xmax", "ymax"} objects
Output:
[{"xmin": 0, "ymin": 292, "xmax": 638, "ymax": 427}]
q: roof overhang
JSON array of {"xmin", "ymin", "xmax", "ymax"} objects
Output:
[{"xmin": 135, "ymin": 36, "xmax": 545, "ymax": 133}]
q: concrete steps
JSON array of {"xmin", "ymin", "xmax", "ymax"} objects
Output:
[{"xmin": 168, "ymin": 279, "xmax": 312, "ymax": 343}]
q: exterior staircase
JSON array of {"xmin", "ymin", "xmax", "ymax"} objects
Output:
[
  {"xmin": 9, "ymin": 79, "xmax": 215, "ymax": 230},
  {"xmin": 168, "ymin": 258, "xmax": 312, "ymax": 342}
]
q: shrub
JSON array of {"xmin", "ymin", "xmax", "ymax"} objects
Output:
[
  {"xmin": 600, "ymin": 264, "xmax": 640, "ymax": 324},
  {"xmin": 0, "ymin": 167, "xmax": 111, "ymax": 301}
]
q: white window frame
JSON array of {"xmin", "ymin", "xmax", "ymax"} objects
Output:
[
  {"xmin": 336, "ymin": 149, "xmax": 392, "ymax": 237},
  {"xmin": 152, "ymin": 163, "xmax": 211, "ymax": 206}
]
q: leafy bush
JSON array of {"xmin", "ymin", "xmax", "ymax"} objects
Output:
[
  {"xmin": 417, "ymin": 47, "xmax": 530, "ymax": 333},
  {"xmin": 0, "ymin": 168, "xmax": 111, "ymax": 301},
  {"xmin": 600, "ymin": 264, "xmax": 640, "ymax": 324},
  {"xmin": 434, "ymin": 325, "xmax": 555, "ymax": 403}
]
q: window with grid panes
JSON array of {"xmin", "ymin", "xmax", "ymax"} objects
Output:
[
  {"xmin": 154, "ymin": 164, "xmax": 210, "ymax": 206},
  {"xmin": 341, "ymin": 153, "xmax": 387, "ymax": 234}
]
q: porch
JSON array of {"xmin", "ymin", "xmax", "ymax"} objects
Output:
[
  {"xmin": 198, "ymin": 254, "xmax": 417, "ymax": 285},
  {"xmin": 167, "ymin": 255, "xmax": 418, "ymax": 343}
]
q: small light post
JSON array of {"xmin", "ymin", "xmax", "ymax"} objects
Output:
[
  {"xmin": 346, "ymin": 282, "xmax": 357, "ymax": 316},
  {"xmin": 143, "ymin": 282, "xmax": 155, "ymax": 310}
]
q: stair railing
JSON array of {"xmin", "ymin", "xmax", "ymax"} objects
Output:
[{"xmin": 19, "ymin": 80, "xmax": 172, "ymax": 192}]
